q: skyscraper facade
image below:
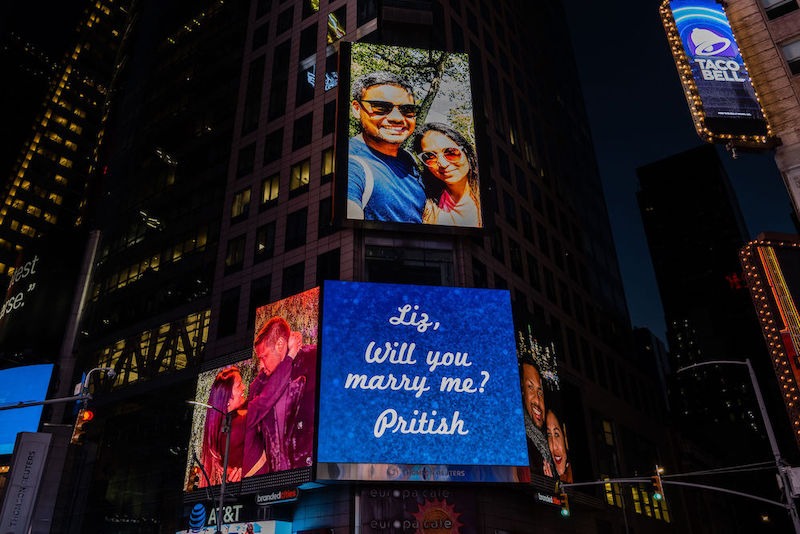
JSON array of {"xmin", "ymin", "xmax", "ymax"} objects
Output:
[{"xmin": 1, "ymin": 1, "xmax": 681, "ymax": 532}]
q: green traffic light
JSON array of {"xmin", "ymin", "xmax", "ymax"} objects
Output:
[
  {"xmin": 561, "ymin": 508, "xmax": 571, "ymax": 518},
  {"xmin": 653, "ymin": 492, "xmax": 663, "ymax": 501}
]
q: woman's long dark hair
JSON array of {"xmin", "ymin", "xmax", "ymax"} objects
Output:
[
  {"xmin": 412, "ymin": 122, "xmax": 480, "ymax": 219},
  {"xmin": 201, "ymin": 366, "xmax": 240, "ymax": 484}
]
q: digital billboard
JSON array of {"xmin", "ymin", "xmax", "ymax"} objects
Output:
[
  {"xmin": 358, "ymin": 486, "xmax": 478, "ymax": 533},
  {"xmin": 741, "ymin": 237, "xmax": 800, "ymax": 448},
  {"xmin": 317, "ymin": 281, "xmax": 527, "ymax": 482},
  {"xmin": 515, "ymin": 322, "xmax": 574, "ymax": 485},
  {"xmin": 0, "ymin": 364, "xmax": 54, "ymax": 455},
  {"xmin": 185, "ymin": 288, "xmax": 318, "ymax": 490},
  {"xmin": 660, "ymin": 0, "xmax": 771, "ymax": 145},
  {"xmin": 344, "ymin": 43, "xmax": 482, "ymax": 228}
]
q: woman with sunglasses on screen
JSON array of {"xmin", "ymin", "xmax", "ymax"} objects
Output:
[
  {"xmin": 200, "ymin": 366, "xmax": 248, "ymax": 486},
  {"xmin": 413, "ymin": 122, "xmax": 482, "ymax": 227}
]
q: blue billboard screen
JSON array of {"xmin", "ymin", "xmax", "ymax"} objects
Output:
[
  {"xmin": 666, "ymin": 0, "xmax": 768, "ymax": 138},
  {"xmin": 0, "ymin": 364, "xmax": 53, "ymax": 454},
  {"xmin": 317, "ymin": 281, "xmax": 527, "ymax": 482}
]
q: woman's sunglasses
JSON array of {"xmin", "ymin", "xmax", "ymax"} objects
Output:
[
  {"xmin": 417, "ymin": 146, "xmax": 465, "ymax": 167},
  {"xmin": 359, "ymin": 100, "xmax": 419, "ymax": 118}
]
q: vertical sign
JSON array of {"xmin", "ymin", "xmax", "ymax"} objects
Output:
[{"xmin": 0, "ymin": 433, "xmax": 52, "ymax": 534}]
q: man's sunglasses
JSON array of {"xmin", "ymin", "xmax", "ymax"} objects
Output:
[
  {"xmin": 359, "ymin": 100, "xmax": 419, "ymax": 118},
  {"xmin": 417, "ymin": 146, "xmax": 465, "ymax": 167}
]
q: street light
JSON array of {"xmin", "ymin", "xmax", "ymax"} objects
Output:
[
  {"xmin": 677, "ymin": 359, "xmax": 800, "ymax": 533},
  {"xmin": 187, "ymin": 400, "xmax": 233, "ymax": 534}
]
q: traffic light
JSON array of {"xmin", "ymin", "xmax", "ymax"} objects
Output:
[
  {"xmin": 555, "ymin": 482, "xmax": 570, "ymax": 517},
  {"xmin": 652, "ymin": 465, "xmax": 665, "ymax": 501},
  {"xmin": 70, "ymin": 407, "xmax": 94, "ymax": 444}
]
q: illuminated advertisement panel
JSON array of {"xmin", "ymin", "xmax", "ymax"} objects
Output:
[
  {"xmin": 0, "ymin": 364, "xmax": 54, "ymax": 455},
  {"xmin": 741, "ymin": 238, "xmax": 800, "ymax": 448},
  {"xmin": 660, "ymin": 0, "xmax": 770, "ymax": 144},
  {"xmin": 515, "ymin": 321, "xmax": 574, "ymax": 485},
  {"xmin": 185, "ymin": 288, "xmax": 319, "ymax": 490},
  {"xmin": 344, "ymin": 43, "xmax": 482, "ymax": 228},
  {"xmin": 317, "ymin": 281, "xmax": 527, "ymax": 482}
]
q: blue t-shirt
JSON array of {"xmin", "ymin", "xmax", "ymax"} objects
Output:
[{"xmin": 348, "ymin": 137, "xmax": 425, "ymax": 223}]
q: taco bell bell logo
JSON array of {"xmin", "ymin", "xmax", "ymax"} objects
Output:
[
  {"xmin": 689, "ymin": 27, "xmax": 746, "ymax": 82},
  {"xmin": 690, "ymin": 28, "xmax": 733, "ymax": 57}
]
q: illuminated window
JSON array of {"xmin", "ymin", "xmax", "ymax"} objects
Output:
[
  {"xmin": 261, "ymin": 173, "xmax": 279, "ymax": 207},
  {"xmin": 231, "ymin": 188, "xmax": 251, "ymax": 220},
  {"xmin": 69, "ymin": 123, "xmax": 83, "ymax": 134},
  {"xmin": 64, "ymin": 140, "xmax": 78, "ymax": 151},
  {"xmin": 58, "ymin": 157, "xmax": 73, "ymax": 168},
  {"xmin": 74, "ymin": 108, "xmax": 86, "ymax": 118},
  {"xmin": 604, "ymin": 478, "xmax": 622, "ymax": 507},
  {"xmin": 25, "ymin": 205, "xmax": 42, "ymax": 217},
  {"xmin": 48, "ymin": 193, "xmax": 64, "ymax": 205},
  {"xmin": 54, "ymin": 174, "xmax": 67, "ymax": 185},
  {"xmin": 54, "ymin": 116, "xmax": 68, "ymax": 126},
  {"xmin": 321, "ymin": 147, "xmax": 335, "ymax": 183},
  {"xmin": 43, "ymin": 212, "xmax": 57, "ymax": 224},
  {"xmin": 20, "ymin": 225, "xmax": 36, "ymax": 237},
  {"xmin": 602, "ymin": 420, "xmax": 615, "ymax": 446},
  {"xmin": 289, "ymin": 158, "xmax": 310, "ymax": 193}
]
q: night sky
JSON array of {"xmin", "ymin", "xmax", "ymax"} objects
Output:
[
  {"xmin": 3, "ymin": 1, "xmax": 795, "ymax": 343},
  {"xmin": 562, "ymin": 0, "xmax": 796, "ymax": 341}
]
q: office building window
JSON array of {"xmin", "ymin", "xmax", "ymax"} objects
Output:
[
  {"xmin": 321, "ymin": 146, "xmax": 335, "ymax": 183},
  {"xmin": 225, "ymin": 235, "xmax": 246, "ymax": 274},
  {"xmin": 289, "ymin": 158, "xmax": 311, "ymax": 196},
  {"xmin": 231, "ymin": 188, "xmax": 251, "ymax": 221},
  {"xmin": 324, "ymin": 52, "xmax": 339, "ymax": 91},
  {"xmin": 263, "ymin": 128, "xmax": 283, "ymax": 165},
  {"xmin": 327, "ymin": 7, "xmax": 346, "ymax": 44},
  {"xmin": 297, "ymin": 63, "xmax": 316, "ymax": 105},
  {"xmin": 299, "ymin": 23, "xmax": 317, "ymax": 59},
  {"xmin": 318, "ymin": 197, "xmax": 335, "ymax": 238},
  {"xmin": 248, "ymin": 274, "xmax": 271, "ymax": 327},
  {"xmin": 293, "ymin": 113, "xmax": 313, "ymax": 149},
  {"xmin": 254, "ymin": 221, "xmax": 276, "ymax": 262},
  {"xmin": 472, "ymin": 257, "xmax": 488, "ymax": 288},
  {"xmin": 316, "ymin": 248, "xmax": 340, "ymax": 285},
  {"xmin": 762, "ymin": 0, "xmax": 798, "ymax": 19},
  {"xmin": 285, "ymin": 208, "xmax": 308, "ymax": 250},
  {"xmin": 277, "ymin": 6, "xmax": 294, "ymax": 33},
  {"xmin": 241, "ymin": 56, "xmax": 265, "ymax": 133},
  {"xmin": 282, "ymin": 261, "xmax": 305, "ymax": 297},
  {"xmin": 260, "ymin": 173, "xmax": 279, "ymax": 209},
  {"xmin": 366, "ymin": 246, "xmax": 453, "ymax": 286},
  {"xmin": 782, "ymin": 39, "xmax": 800, "ymax": 74},
  {"xmin": 256, "ymin": 0, "xmax": 272, "ymax": 18},
  {"xmin": 218, "ymin": 287, "xmax": 240, "ymax": 338},
  {"xmin": 323, "ymin": 101, "xmax": 337, "ymax": 135},
  {"xmin": 269, "ymin": 40, "xmax": 291, "ymax": 120},
  {"xmin": 236, "ymin": 143, "xmax": 256, "ymax": 178},
  {"xmin": 252, "ymin": 23, "xmax": 269, "ymax": 50}
]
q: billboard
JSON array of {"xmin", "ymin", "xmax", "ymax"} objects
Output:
[
  {"xmin": 660, "ymin": 0, "xmax": 771, "ymax": 145},
  {"xmin": 741, "ymin": 237, "xmax": 800, "ymax": 448},
  {"xmin": 358, "ymin": 486, "xmax": 478, "ymax": 533},
  {"xmin": 344, "ymin": 43, "xmax": 482, "ymax": 228},
  {"xmin": 317, "ymin": 281, "xmax": 527, "ymax": 482},
  {"xmin": 0, "ymin": 364, "xmax": 54, "ymax": 455},
  {"xmin": 185, "ymin": 288, "xmax": 318, "ymax": 489},
  {"xmin": 515, "ymin": 322, "xmax": 574, "ymax": 485}
]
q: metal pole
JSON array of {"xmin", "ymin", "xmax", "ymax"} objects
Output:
[
  {"xmin": 217, "ymin": 411, "xmax": 232, "ymax": 534},
  {"xmin": 744, "ymin": 359, "xmax": 800, "ymax": 533},
  {"xmin": 677, "ymin": 359, "xmax": 800, "ymax": 533}
]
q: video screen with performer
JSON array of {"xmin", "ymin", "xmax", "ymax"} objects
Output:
[{"xmin": 184, "ymin": 288, "xmax": 319, "ymax": 490}]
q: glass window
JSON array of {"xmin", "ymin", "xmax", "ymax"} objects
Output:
[
  {"xmin": 255, "ymin": 221, "xmax": 276, "ymax": 262},
  {"xmin": 277, "ymin": 6, "xmax": 294, "ymax": 33},
  {"xmin": 763, "ymin": 0, "xmax": 798, "ymax": 19},
  {"xmin": 321, "ymin": 146, "xmax": 335, "ymax": 183},
  {"xmin": 236, "ymin": 143, "xmax": 256, "ymax": 178},
  {"xmin": 323, "ymin": 101, "xmax": 337, "ymax": 135},
  {"xmin": 285, "ymin": 208, "xmax": 308, "ymax": 250},
  {"xmin": 297, "ymin": 63, "xmax": 316, "ymax": 105},
  {"xmin": 282, "ymin": 261, "xmax": 305, "ymax": 297},
  {"xmin": 231, "ymin": 188, "xmax": 251, "ymax": 220},
  {"xmin": 248, "ymin": 274, "xmax": 271, "ymax": 327},
  {"xmin": 318, "ymin": 197, "xmax": 335, "ymax": 238},
  {"xmin": 299, "ymin": 23, "xmax": 317, "ymax": 59},
  {"xmin": 263, "ymin": 128, "xmax": 283, "ymax": 165},
  {"xmin": 261, "ymin": 173, "xmax": 280, "ymax": 208},
  {"xmin": 782, "ymin": 39, "xmax": 800, "ymax": 75},
  {"xmin": 327, "ymin": 7, "xmax": 346, "ymax": 44},
  {"xmin": 256, "ymin": 0, "xmax": 272, "ymax": 18},
  {"xmin": 316, "ymin": 248, "xmax": 340, "ymax": 285},
  {"xmin": 224, "ymin": 235, "xmax": 246, "ymax": 274},
  {"xmin": 242, "ymin": 56, "xmax": 265, "ymax": 133},
  {"xmin": 293, "ymin": 113, "xmax": 313, "ymax": 149},
  {"xmin": 289, "ymin": 158, "xmax": 311, "ymax": 194},
  {"xmin": 218, "ymin": 287, "xmax": 240, "ymax": 338},
  {"xmin": 252, "ymin": 23, "xmax": 269, "ymax": 50},
  {"xmin": 325, "ymin": 52, "xmax": 339, "ymax": 91}
]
